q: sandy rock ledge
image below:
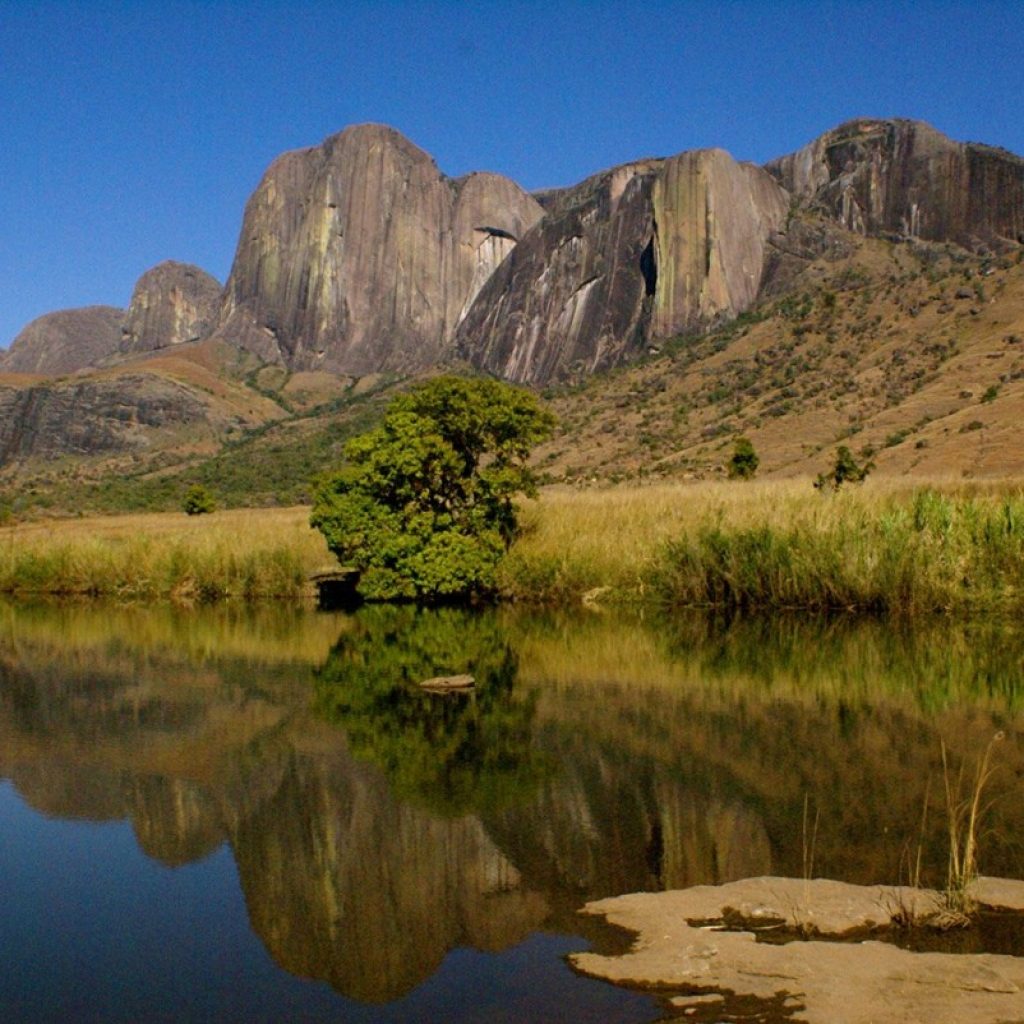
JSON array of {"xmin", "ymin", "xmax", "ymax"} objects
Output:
[{"xmin": 571, "ymin": 876, "xmax": 1024, "ymax": 1024}]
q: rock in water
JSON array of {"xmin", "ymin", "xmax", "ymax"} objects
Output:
[
  {"xmin": 766, "ymin": 118, "xmax": 1024, "ymax": 249},
  {"xmin": 456, "ymin": 150, "xmax": 788, "ymax": 385},
  {"xmin": 121, "ymin": 261, "xmax": 222, "ymax": 353},
  {"xmin": 417, "ymin": 674, "xmax": 475, "ymax": 691},
  {"xmin": 215, "ymin": 123, "xmax": 544, "ymax": 373},
  {"xmin": 0, "ymin": 306, "xmax": 124, "ymax": 375}
]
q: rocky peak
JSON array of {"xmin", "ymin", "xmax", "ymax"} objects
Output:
[
  {"xmin": 121, "ymin": 260, "xmax": 221, "ymax": 353},
  {"xmin": 215, "ymin": 123, "xmax": 544, "ymax": 374},
  {"xmin": 455, "ymin": 148, "xmax": 788, "ymax": 385},
  {"xmin": 766, "ymin": 118, "xmax": 1024, "ymax": 248},
  {"xmin": 0, "ymin": 306, "xmax": 124, "ymax": 376}
]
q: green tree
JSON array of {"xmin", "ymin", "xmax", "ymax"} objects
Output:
[
  {"xmin": 310, "ymin": 375, "xmax": 555, "ymax": 601},
  {"xmin": 814, "ymin": 445, "xmax": 873, "ymax": 491},
  {"xmin": 183, "ymin": 483, "xmax": 216, "ymax": 515},
  {"xmin": 727, "ymin": 436, "xmax": 759, "ymax": 479}
]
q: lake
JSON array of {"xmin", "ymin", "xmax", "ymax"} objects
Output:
[{"xmin": 1, "ymin": 601, "xmax": 1022, "ymax": 1021}]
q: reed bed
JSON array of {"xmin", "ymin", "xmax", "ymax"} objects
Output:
[
  {"xmin": 6, "ymin": 479, "xmax": 1024, "ymax": 611},
  {"xmin": 0, "ymin": 507, "xmax": 330, "ymax": 600},
  {"xmin": 500, "ymin": 479, "xmax": 1024, "ymax": 613}
]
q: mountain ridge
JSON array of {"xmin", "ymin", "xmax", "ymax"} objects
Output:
[{"xmin": 3, "ymin": 117, "xmax": 1024, "ymax": 510}]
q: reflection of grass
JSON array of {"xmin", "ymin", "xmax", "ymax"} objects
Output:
[
  {"xmin": 509, "ymin": 609, "xmax": 1024, "ymax": 710},
  {"xmin": 0, "ymin": 598, "xmax": 347, "ymax": 666},
  {"xmin": 501, "ymin": 481, "xmax": 1024, "ymax": 613},
  {"xmin": 0, "ymin": 507, "xmax": 329, "ymax": 599},
  {"xmin": 507, "ymin": 608, "xmax": 1024, "ymax": 887}
]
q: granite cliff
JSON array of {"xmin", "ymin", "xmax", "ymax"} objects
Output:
[
  {"xmin": 0, "ymin": 259, "xmax": 222, "ymax": 379},
  {"xmin": 0, "ymin": 305, "xmax": 124, "ymax": 375},
  {"xmin": 456, "ymin": 149, "xmax": 789, "ymax": 383},
  {"xmin": 767, "ymin": 118, "xmax": 1024, "ymax": 249},
  {"xmin": 215, "ymin": 123, "xmax": 544, "ymax": 373},
  {"xmin": 120, "ymin": 260, "xmax": 222, "ymax": 354}
]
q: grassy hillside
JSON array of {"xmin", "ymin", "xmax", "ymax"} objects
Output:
[
  {"xmin": 539, "ymin": 230, "xmax": 1024, "ymax": 483},
  {"xmin": 0, "ymin": 345, "xmax": 399, "ymax": 517},
  {"xmin": 3, "ymin": 222, "xmax": 1024, "ymax": 521}
]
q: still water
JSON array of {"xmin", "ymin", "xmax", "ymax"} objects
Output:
[{"xmin": 1, "ymin": 601, "xmax": 1022, "ymax": 1022}]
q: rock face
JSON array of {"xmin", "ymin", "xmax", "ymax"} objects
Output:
[
  {"xmin": 121, "ymin": 261, "xmax": 221, "ymax": 353},
  {"xmin": 216, "ymin": 123, "xmax": 544, "ymax": 373},
  {"xmin": 10, "ymin": 118, "xmax": 1024, "ymax": 400},
  {"xmin": 0, "ymin": 375, "xmax": 230, "ymax": 466},
  {"xmin": 0, "ymin": 306, "xmax": 124, "ymax": 376},
  {"xmin": 455, "ymin": 161, "xmax": 662, "ymax": 384},
  {"xmin": 766, "ymin": 118, "xmax": 1024, "ymax": 249},
  {"xmin": 456, "ymin": 150, "xmax": 788, "ymax": 384}
]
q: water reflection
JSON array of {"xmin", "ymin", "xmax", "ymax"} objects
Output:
[
  {"xmin": 315, "ymin": 605, "xmax": 547, "ymax": 815},
  {"xmin": 1, "ymin": 601, "xmax": 1023, "ymax": 1011}
]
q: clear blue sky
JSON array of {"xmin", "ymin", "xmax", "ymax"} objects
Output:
[{"xmin": 2, "ymin": 0, "xmax": 1022, "ymax": 350}]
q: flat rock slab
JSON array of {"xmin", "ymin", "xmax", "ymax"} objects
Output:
[
  {"xmin": 572, "ymin": 876, "xmax": 1024, "ymax": 1024},
  {"xmin": 417, "ymin": 674, "xmax": 475, "ymax": 691}
]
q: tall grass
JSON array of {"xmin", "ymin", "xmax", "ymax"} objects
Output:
[
  {"xmin": 8, "ymin": 480, "xmax": 1024, "ymax": 610},
  {"xmin": 501, "ymin": 480, "xmax": 1024, "ymax": 613},
  {"xmin": 941, "ymin": 732, "xmax": 1005, "ymax": 918},
  {"xmin": 0, "ymin": 507, "xmax": 330, "ymax": 600}
]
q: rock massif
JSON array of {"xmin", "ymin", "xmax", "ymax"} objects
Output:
[
  {"xmin": 457, "ymin": 150, "xmax": 789, "ymax": 383},
  {"xmin": 0, "ymin": 260, "xmax": 222, "ymax": 379},
  {"xmin": 215, "ymin": 123, "xmax": 544, "ymax": 373},
  {"xmin": 0, "ymin": 306, "xmax": 124, "ymax": 376},
  {"xmin": 120, "ymin": 260, "xmax": 221, "ymax": 354},
  {"xmin": 766, "ymin": 117, "xmax": 1024, "ymax": 249},
  {"xmin": 7, "ymin": 117, "xmax": 1024, "ymax": 400},
  {"xmin": 0, "ymin": 374, "xmax": 231, "ymax": 465}
]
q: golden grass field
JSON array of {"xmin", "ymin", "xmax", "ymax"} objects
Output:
[
  {"xmin": 501, "ymin": 477, "xmax": 1024, "ymax": 610},
  {"xmin": 0, "ymin": 505, "xmax": 332, "ymax": 600},
  {"xmin": 5, "ymin": 477, "xmax": 1024, "ymax": 613}
]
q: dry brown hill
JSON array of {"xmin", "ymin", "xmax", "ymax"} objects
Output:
[{"xmin": 536, "ymin": 223, "xmax": 1024, "ymax": 482}]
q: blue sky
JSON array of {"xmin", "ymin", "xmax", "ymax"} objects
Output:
[{"xmin": 2, "ymin": 0, "xmax": 1022, "ymax": 350}]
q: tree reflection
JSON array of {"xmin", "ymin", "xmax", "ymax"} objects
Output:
[{"xmin": 314, "ymin": 606, "xmax": 547, "ymax": 815}]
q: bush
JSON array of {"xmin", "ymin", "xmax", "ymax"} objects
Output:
[
  {"xmin": 310, "ymin": 376, "xmax": 555, "ymax": 601},
  {"xmin": 814, "ymin": 446, "xmax": 873, "ymax": 492},
  {"xmin": 727, "ymin": 436, "xmax": 760, "ymax": 479},
  {"xmin": 183, "ymin": 484, "xmax": 216, "ymax": 515}
]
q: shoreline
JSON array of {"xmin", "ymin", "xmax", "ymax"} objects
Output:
[
  {"xmin": 3, "ymin": 480, "xmax": 1024, "ymax": 612},
  {"xmin": 572, "ymin": 875, "xmax": 1024, "ymax": 1024}
]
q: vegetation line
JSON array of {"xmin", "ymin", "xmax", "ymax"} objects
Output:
[
  {"xmin": 5, "ymin": 480, "xmax": 1024, "ymax": 611},
  {"xmin": 499, "ymin": 480, "xmax": 1024, "ymax": 614}
]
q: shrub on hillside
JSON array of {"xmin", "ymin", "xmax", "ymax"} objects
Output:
[
  {"xmin": 183, "ymin": 484, "xmax": 216, "ymax": 515},
  {"xmin": 727, "ymin": 436, "xmax": 759, "ymax": 479}
]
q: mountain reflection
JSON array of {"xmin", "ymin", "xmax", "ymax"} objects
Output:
[{"xmin": 1, "ymin": 601, "xmax": 1023, "ymax": 1004}]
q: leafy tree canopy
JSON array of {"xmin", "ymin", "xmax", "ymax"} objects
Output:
[
  {"xmin": 814, "ymin": 445, "xmax": 874, "ymax": 492},
  {"xmin": 183, "ymin": 483, "xmax": 215, "ymax": 515},
  {"xmin": 727, "ymin": 436, "xmax": 759, "ymax": 480},
  {"xmin": 310, "ymin": 376, "xmax": 555, "ymax": 601}
]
